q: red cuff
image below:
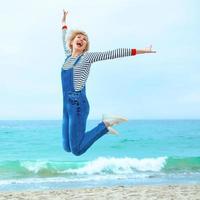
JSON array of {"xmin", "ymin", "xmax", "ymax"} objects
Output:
[
  {"xmin": 131, "ymin": 49, "xmax": 137, "ymax": 56},
  {"xmin": 62, "ymin": 25, "xmax": 68, "ymax": 30}
]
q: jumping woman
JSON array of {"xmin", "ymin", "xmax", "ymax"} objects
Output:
[{"xmin": 61, "ymin": 10, "xmax": 156, "ymax": 156}]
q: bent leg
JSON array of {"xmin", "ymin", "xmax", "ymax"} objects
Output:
[
  {"xmin": 68, "ymin": 95, "xmax": 108, "ymax": 156},
  {"xmin": 77, "ymin": 121, "xmax": 108, "ymax": 155}
]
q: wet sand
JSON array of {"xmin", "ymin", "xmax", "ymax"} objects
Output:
[{"xmin": 1, "ymin": 184, "xmax": 200, "ymax": 200}]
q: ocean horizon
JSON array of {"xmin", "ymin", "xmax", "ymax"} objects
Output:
[{"xmin": 0, "ymin": 119, "xmax": 200, "ymax": 191}]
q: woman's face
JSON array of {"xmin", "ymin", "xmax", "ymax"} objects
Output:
[{"xmin": 72, "ymin": 34, "xmax": 88, "ymax": 53}]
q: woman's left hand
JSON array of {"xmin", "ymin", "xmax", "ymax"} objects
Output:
[{"xmin": 144, "ymin": 45, "xmax": 156, "ymax": 53}]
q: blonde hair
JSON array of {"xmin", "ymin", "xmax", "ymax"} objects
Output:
[{"xmin": 67, "ymin": 30, "xmax": 89, "ymax": 53}]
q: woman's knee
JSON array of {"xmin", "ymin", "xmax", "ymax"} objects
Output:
[{"xmin": 71, "ymin": 147, "xmax": 83, "ymax": 156}]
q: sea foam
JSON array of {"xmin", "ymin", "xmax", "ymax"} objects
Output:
[{"xmin": 65, "ymin": 157, "xmax": 167, "ymax": 175}]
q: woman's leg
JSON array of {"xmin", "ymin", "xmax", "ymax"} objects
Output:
[
  {"xmin": 62, "ymin": 102, "xmax": 71, "ymax": 152},
  {"xmin": 67, "ymin": 94, "xmax": 108, "ymax": 156}
]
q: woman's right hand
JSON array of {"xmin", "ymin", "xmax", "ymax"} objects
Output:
[{"xmin": 62, "ymin": 9, "xmax": 68, "ymax": 24}]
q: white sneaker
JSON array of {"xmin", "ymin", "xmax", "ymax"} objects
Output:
[
  {"xmin": 107, "ymin": 127, "xmax": 119, "ymax": 135},
  {"xmin": 102, "ymin": 114, "xmax": 128, "ymax": 127}
]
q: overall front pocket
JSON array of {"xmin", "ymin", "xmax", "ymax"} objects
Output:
[{"xmin": 67, "ymin": 92, "xmax": 81, "ymax": 106}]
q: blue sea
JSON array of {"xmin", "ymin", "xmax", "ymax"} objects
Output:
[{"xmin": 0, "ymin": 120, "xmax": 200, "ymax": 191}]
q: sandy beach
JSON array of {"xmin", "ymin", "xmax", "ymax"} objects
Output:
[{"xmin": 0, "ymin": 184, "xmax": 200, "ymax": 200}]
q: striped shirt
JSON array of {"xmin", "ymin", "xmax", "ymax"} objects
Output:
[{"xmin": 62, "ymin": 27, "xmax": 136, "ymax": 91}]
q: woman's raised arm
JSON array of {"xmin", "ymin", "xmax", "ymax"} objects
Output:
[
  {"xmin": 84, "ymin": 45, "xmax": 156, "ymax": 63},
  {"xmin": 62, "ymin": 10, "xmax": 71, "ymax": 57}
]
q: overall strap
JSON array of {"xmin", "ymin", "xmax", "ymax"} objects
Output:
[
  {"xmin": 65, "ymin": 54, "xmax": 72, "ymax": 62},
  {"xmin": 64, "ymin": 54, "xmax": 82, "ymax": 66},
  {"xmin": 73, "ymin": 54, "xmax": 83, "ymax": 66}
]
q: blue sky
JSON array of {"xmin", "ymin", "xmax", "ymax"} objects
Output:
[{"xmin": 0, "ymin": 0, "xmax": 200, "ymax": 120}]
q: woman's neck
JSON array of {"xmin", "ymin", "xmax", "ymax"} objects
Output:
[{"xmin": 71, "ymin": 50, "xmax": 83, "ymax": 58}]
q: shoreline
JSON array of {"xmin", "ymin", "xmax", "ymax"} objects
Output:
[{"xmin": 0, "ymin": 184, "xmax": 200, "ymax": 200}]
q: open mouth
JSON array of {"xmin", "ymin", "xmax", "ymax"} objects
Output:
[{"xmin": 76, "ymin": 42, "xmax": 83, "ymax": 47}]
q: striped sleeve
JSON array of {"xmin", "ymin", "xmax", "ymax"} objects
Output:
[
  {"xmin": 62, "ymin": 26, "xmax": 71, "ymax": 57},
  {"xmin": 84, "ymin": 48, "xmax": 137, "ymax": 63}
]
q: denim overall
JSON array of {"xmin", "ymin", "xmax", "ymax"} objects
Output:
[{"xmin": 61, "ymin": 54, "xmax": 108, "ymax": 156}]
